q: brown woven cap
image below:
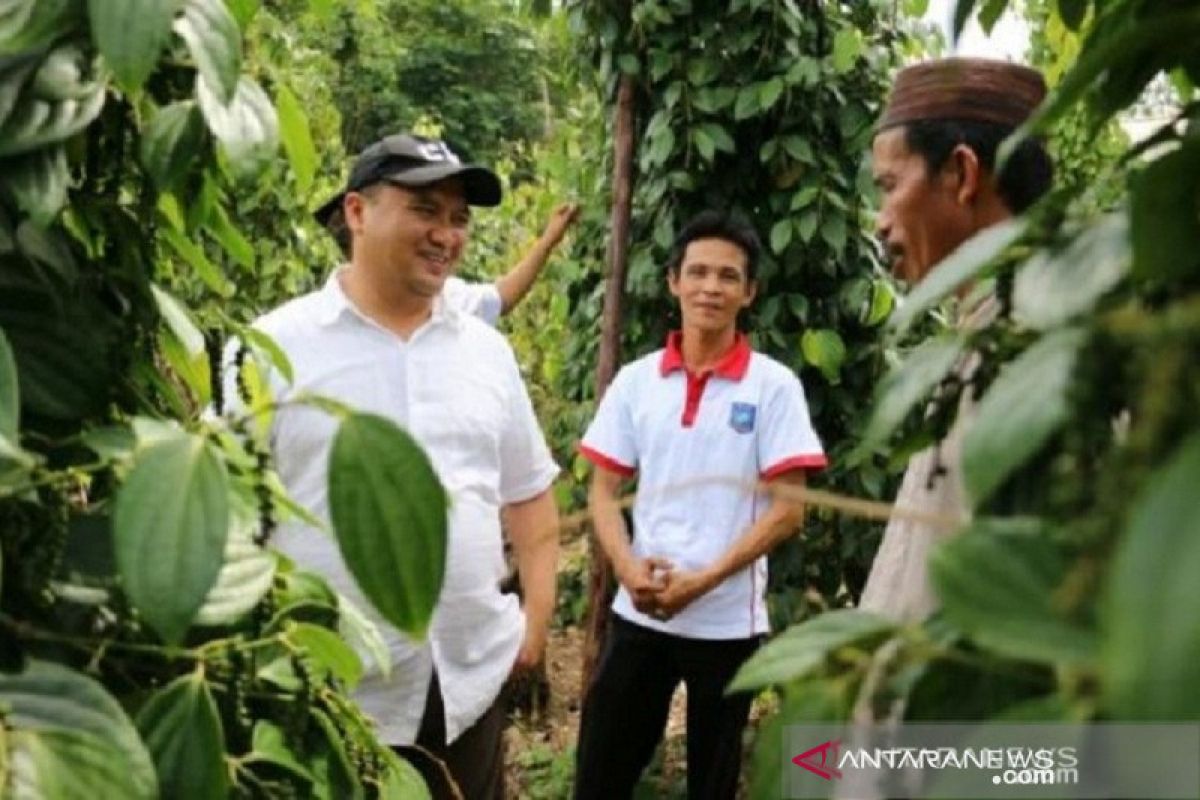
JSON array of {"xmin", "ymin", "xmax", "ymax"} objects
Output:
[{"xmin": 878, "ymin": 57, "xmax": 1046, "ymax": 131}]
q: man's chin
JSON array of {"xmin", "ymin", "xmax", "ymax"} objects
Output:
[
  {"xmin": 683, "ymin": 316, "xmax": 736, "ymax": 334},
  {"xmin": 408, "ymin": 277, "xmax": 447, "ymax": 299},
  {"xmin": 891, "ymin": 258, "xmax": 928, "ymax": 286}
]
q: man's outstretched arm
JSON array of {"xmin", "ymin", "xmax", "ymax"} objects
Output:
[{"xmin": 495, "ymin": 203, "xmax": 579, "ymax": 314}]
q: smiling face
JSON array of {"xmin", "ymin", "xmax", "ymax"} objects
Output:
[
  {"xmin": 871, "ymin": 126, "xmax": 975, "ymax": 285},
  {"xmin": 667, "ymin": 237, "xmax": 756, "ymax": 335},
  {"xmin": 344, "ymin": 178, "xmax": 471, "ymax": 298}
]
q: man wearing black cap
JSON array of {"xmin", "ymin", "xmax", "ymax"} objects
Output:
[
  {"xmin": 316, "ymin": 135, "xmax": 579, "ymax": 325},
  {"xmin": 253, "ymin": 133, "xmax": 561, "ymax": 799},
  {"xmin": 861, "ymin": 58, "xmax": 1053, "ymax": 619}
]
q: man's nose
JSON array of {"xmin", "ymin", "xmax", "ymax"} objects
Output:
[
  {"xmin": 427, "ymin": 219, "xmax": 462, "ymax": 246},
  {"xmin": 874, "ymin": 209, "xmax": 891, "ymax": 243}
]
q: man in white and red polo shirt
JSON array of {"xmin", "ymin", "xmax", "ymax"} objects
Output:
[{"xmin": 572, "ymin": 210, "xmax": 826, "ymax": 799}]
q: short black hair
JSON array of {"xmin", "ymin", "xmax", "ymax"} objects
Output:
[
  {"xmin": 901, "ymin": 118, "xmax": 1053, "ymax": 213},
  {"xmin": 324, "ymin": 184, "xmax": 387, "ymax": 258},
  {"xmin": 666, "ymin": 210, "xmax": 762, "ymax": 282}
]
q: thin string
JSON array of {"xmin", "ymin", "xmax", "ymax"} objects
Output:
[{"xmin": 553, "ymin": 475, "xmax": 966, "ymax": 538}]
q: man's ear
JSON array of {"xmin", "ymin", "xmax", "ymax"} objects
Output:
[
  {"xmin": 742, "ymin": 279, "xmax": 757, "ymax": 307},
  {"xmin": 949, "ymin": 143, "xmax": 983, "ymax": 206},
  {"xmin": 343, "ymin": 192, "xmax": 366, "ymax": 235}
]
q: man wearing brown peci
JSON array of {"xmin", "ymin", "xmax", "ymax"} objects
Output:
[{"xmin": 860, "ymin": 57, "xmax": 1053, "ymax": 620}]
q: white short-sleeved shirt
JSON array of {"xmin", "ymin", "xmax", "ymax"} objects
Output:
[
  {"xmin": 580, "ymin": 332, "xmax": 826, "ymax": 639},
  {"xmin": 442, "ymin": 276, "xmax": 502, "ymax": 325},
  {"xmin": 250, "ymin": 271, "xmax": 558, "ymax": 744}
]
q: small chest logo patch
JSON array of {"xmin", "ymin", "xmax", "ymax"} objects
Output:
[{"xmin": 729, "ymin": 402, "xmax": 756, "ymax": 434}]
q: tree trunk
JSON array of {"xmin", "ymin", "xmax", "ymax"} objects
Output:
[{"xmin": 581, "ymin": 72, "xmax": 637, "ymax": 692}]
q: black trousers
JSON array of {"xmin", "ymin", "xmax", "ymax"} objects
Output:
[
  {"xmin": 573, "ymin": 615, "xmax": 762, "ymax": 800},
  {"xmin": 395, "ymin": 671, "xmax": 507, "ymax": 800}
]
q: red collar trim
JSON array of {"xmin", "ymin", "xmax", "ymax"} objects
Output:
[{"xmin": 659, "ymin": 331, "xmax": 751, "ymax": 381}]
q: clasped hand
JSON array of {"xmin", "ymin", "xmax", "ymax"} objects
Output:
[{"xmin": 618, "ymin": 557, "xmax": 715, "ymax": 621}]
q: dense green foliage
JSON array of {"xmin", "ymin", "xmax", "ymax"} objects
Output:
[
  {"xmin": 309, "ymin": 0, "xmax": 563, "ymax": 160},
  {"xmin": 4, "ymin": 0, "xmax": 1195, "ymax": 796},
  {"xmin": 565, "ymin": 0, "xmax": 925, "ymax": 620},
  {"xmin": 735, "ymin": 0, "xmax": 1200, "ymax": 793},
  {"xmin": 0, "ymin": 1, "xmax": 449, "ymax": 796},
  {"xmin": 1024, "ymin": 0, "xmax": 1128, "ymax": 208}
]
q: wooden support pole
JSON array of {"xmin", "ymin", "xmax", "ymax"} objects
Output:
[{"xmin": 581, "ymin": 70, "xmax": 637, "ymax": 691}]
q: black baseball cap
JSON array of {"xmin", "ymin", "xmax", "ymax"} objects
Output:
[{"xmin": 314, "ymin": 134, "xmax": 502, "ymax": 226}]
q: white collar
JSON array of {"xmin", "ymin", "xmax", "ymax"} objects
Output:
[{"xmin": 316, "ymin": 266, "xmax": 463, "ymax": 332}]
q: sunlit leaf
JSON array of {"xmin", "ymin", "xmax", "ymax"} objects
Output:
[
  {"xmin": 196, "ymin": 74, "xmax": 279, "ymax": 180},
  {"xmin": 0, "ymin": 58, "xmax": 104, "ymax": 156},
  {"xmin": 228, "ymin": 323, "xmax": 293, "ymax": 385},
  {"xmin": 831, "ymin": 27, "xmax": 862, "ymax": 72},
  {"xmin": 275, "ymin": 82, "xmax": 317, "ymax": 195},
  {"xmin": 1, "ymin": 144, "xmax": 66, "ymax": 226},
  {"xmin": 159, "ymin": 324, "xmax": 211, "ymax": 405},
  {"xmin": 338, "ymin": 592, "xmax": 391, "ymax": 679},
  {"xmin": 161, "ymin": 225, "xmax": 234, "ymax": 297},
  {"xmin": 226, "ymin": 0, "xmax": 261, "ymax": 28},
  {"xmin": 800, "ymin": 328, "xmax": 846, "ymax": 383},
  {"xmin": 151, "ymin": 284, "xmax": 204, "ymax": 357},
  {"xmin": 174, "ymin": 0, "xmax": 241, "ymax": 104},
  {"xmin": 194, "ymin": 498, "xmax": 275, "ymax": 626},
  {"xmin": 205, "ymin": 204, "xmax": 255, "ymax": 268},
  {"xmin": 863, "ymin": 280, "xmax": 895, "ymax": 327},
  {"xmin": 0, "ymin": 660, "xmax": 157, "ymax": 799}
]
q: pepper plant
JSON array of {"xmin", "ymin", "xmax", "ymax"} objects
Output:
[
  {"xmin": 0, "ymin": 1, "xmax": 446, "ymax": 796},
  {"xmin": 731, "ymin": 1, "xmax": 1200, "ymax": 794}
]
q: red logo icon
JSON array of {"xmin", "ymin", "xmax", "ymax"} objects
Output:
[{"xmin": 793, "ymin": 740, "xmax": 842, "ymax": 780}]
